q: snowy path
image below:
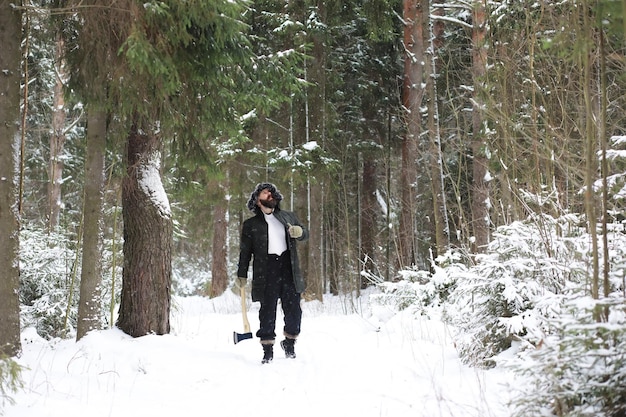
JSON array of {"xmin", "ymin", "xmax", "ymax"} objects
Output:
[{"xmin": 6, "ymin": 293, "xmax": 511, "ymax": 417}]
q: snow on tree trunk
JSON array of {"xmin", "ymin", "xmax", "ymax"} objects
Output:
[{"xmin": 117, "ymin": 122, "xmax": 172, "ymax": 337}]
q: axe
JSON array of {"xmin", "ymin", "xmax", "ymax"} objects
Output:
[{"xmin": 233, "ymin": 283, "xmax": 253, "ymax": 344}]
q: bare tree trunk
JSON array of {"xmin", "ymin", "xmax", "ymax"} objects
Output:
[
  {"xmin": 48, "ymin": 32, "xmax": 67, "ymax": 230},
  {"xmin": 0, "ymin": 0, "xmax": 22, "ymax": 357},
  {"xmin": 470, "ymin": 0, "xmax": 490, "ymax": 253},
  {"xmin": 360, "ymin": 153, "xmax": 377, "ymax": 288},
  {"xmin": 117, "ymin": 120, "xmax": 172, "ymax": 337},
  {"xmin": 327, "ymin": 203, "xmax": 340, "ymax": 296},
  {"xmin": 210, "ymin": 188, "xmax": 228, "ymax": 297},
  {"xmin": 308, "ymin": 180, "xmax": 324, "ymax": 299},
  {"xmin": 305, "ymin": 0, "xmax": 326, "ymax": 300},
  {"xmin": 581, "ymin": 1, "xmax": 599, "ymax": 302},
  {"xmin": 360, "ymin": 79, "xmax": 385, "ymax": 284},
  {"xmin": 71, "ymin": 0, "xmax": 122, "ymax": 337},
  {"xmin": 399, "ymin": 0, "xmax": 424, "ymax": 268},
  {"xmin": 385, "ymin": 113, "xmax": 393, "ymax": 281},
  {"xmin": 598, "ymin": 22, "xmax": 610, "ymax": 311},
  {"xmin": 424, "ymin": 0, "xmax": 448, "ymax": 257},
  {"xmin": 76, "ymin": 108, "xmax": 107, "ymax": 340}
]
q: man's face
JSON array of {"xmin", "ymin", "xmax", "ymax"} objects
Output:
[{"xmin": 258, "ymin": 188, "xmax": 277, "ymax": 209}]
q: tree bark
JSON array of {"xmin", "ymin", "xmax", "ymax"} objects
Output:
[
  {"xmin": 76, "ymin": 108, "xmax": 107, "ymax": 340},
  {"xmin": 210, "ymin": 190, "xmax": 228, "ymax": 297},
  {"xmin": 360, "ymin": 153, "xmax": 377, "ymax": 287},
  {"xmin": 307, "ymin": 180, "xmax": 324, "ymax": 299},
  {"xmin": 360, "ymin": 78, "xmax": 385, "ymax": 284},
  {"xmin": 399, "ymin": 0, "xmax": 424, "ymax": 268},
  {"xmin": 581, "ymin": 1, "xmax": 599, "ymax": 302},
  {"xmin": 470, "ymin": 0, "xmax": 490, "ymax": 253},
  {"xmin": 0, "ymin": 0, "xmax": 23, "ymax": 357},
  {"xmin": 425, "ymin": 0, "xmax": 448, "ymax": 257},
  {"xmin": 48, "ymin": 32, "xmax": 67, "ymax": 230},
  {"xmin": 117, "ymin": 120, "xmax": 172, "ymax": 337},
  {"xmin": 304, "ymin": 0, "xmax": 326, "ymax": 300}
]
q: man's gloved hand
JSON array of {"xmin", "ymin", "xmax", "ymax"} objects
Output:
[
  {"xmin": 234, "ymin": 277, "xmax": 247, "ymax": 290},
  {"xmin": 287, "ymin": 223, "xmax": 303, "ymax": 239}
]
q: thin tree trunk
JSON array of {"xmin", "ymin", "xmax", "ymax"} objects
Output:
[
  {"xmin": 360, "ymin": 80, "xmax": 385, "ymax": 284},
  {"xmin": 117, "ymin": 120, "xmax": 172, "ymax": 337},
  {"xmin": 76, "ymin": 108, "xmax": 107, "ymax": 340},
  {"xmin": 0, "ymin": 0, "xmax": 23, "ymax": 357},
  {"xmin": 470, "ymin": 0, "xmax": 490, "ymax": 253},
  {"xmin": 424, "ymin": 0, "xmax": 448, "ymax": 257},
  {"xmin": 360, "ymin": 153, "xmax": 377, "ymax": 287},
  {"xmin": 305, "ymin": 0, "xmax": 326, "ymax": 300},
  {"xmin": 48, "ymin": 32, "xmax": 67, "ymax": 230},
  {"xmin": 210, "ymin": 189, "xmax": 228, "ymax": 297},
  {"xmin": 308, "ymin": 180, "xmax": 324, "ymax": 299},
  {"xmin": 581, "ymin": 1, "xmax": 599, "ymax": 302},
  {"xmin": 599, "ymin": 19, "xmax": 610, "ymax": 311},
  {"xmin": 327, "ymin": 203, "xmax": 339, "ymax": 296},
  {"xmin": 385, "ymin": 112, "xmax": 392, "ymax": 281},
  {"xmin": 399, "ymin": 0, "xmax": 423, "ymax": 268}
]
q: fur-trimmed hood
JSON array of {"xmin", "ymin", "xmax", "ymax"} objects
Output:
[{"xmin": 246, "ymin": 182, "xmax": 283, "ymax": 213}]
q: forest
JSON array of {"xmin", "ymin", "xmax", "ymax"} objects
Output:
[{"xmin": 1, "ymin": 0, "xmax": 626, "ymax": 415}]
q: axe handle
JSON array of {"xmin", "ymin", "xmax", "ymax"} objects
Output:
[{"xmin": 240, "ymin": 284, "xmax": 250, "ymax": 333}]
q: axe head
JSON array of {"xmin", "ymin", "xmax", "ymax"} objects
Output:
[{"xmin": 233, "ymin": 331, "xmax": 253, "ymax": 344}]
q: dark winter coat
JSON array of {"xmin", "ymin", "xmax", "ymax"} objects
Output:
[{"xmin": 237, "ymin": 208, "xmax": 309, "ymax": 302}]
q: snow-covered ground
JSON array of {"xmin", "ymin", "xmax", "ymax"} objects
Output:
[{"xmin": 6, "ymin": 291, "xmax": 512, "ymax": 417}]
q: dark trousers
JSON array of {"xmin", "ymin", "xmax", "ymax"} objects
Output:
[{"xmin": 256, "ymin": 251, "xmax": 302, "ymax": 342}]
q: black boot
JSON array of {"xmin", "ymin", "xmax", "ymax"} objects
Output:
[
  {"xmin": 262, "ymin": 344, "xmax": 273, "ymax": 364},
  {"xmin": 280, "ymin": 338, "xmax": 296, "ymax": 359}
]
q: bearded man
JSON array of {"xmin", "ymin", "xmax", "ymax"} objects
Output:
[{"xmin": 236, "ymin": 183, "xmax": 309, "ymax": 364}]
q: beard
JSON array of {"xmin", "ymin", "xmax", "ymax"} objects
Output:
[{"xmin": 259, "ymin": 198, "xmax": 278, "ymax": 209}]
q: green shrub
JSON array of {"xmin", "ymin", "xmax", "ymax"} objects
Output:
[{"xmin": 0, "ymin": 356, "xmax": 23, "ymax": 415}]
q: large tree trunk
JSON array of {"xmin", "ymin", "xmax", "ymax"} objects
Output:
[
  {"xmin": 76, "ymin": 108, "xmax": 107, "ymax": 340},
  {"xmin": 117, "ymin": 120, "xmax": 172, "ymax": 337},
  {"xmin": 470, "ymin": 0, "xmax": 490, "ymax": 253},
  {"xmin": 399, "ymin": 0, "xmax": 424, "ymax": 268},
  {"xmin": 48, "ymin": 32, "xmax": 67, "ymax": 230},
  {"xmin": 0, "ymin": 0, "xmax": 23, "ymax": 357}
]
